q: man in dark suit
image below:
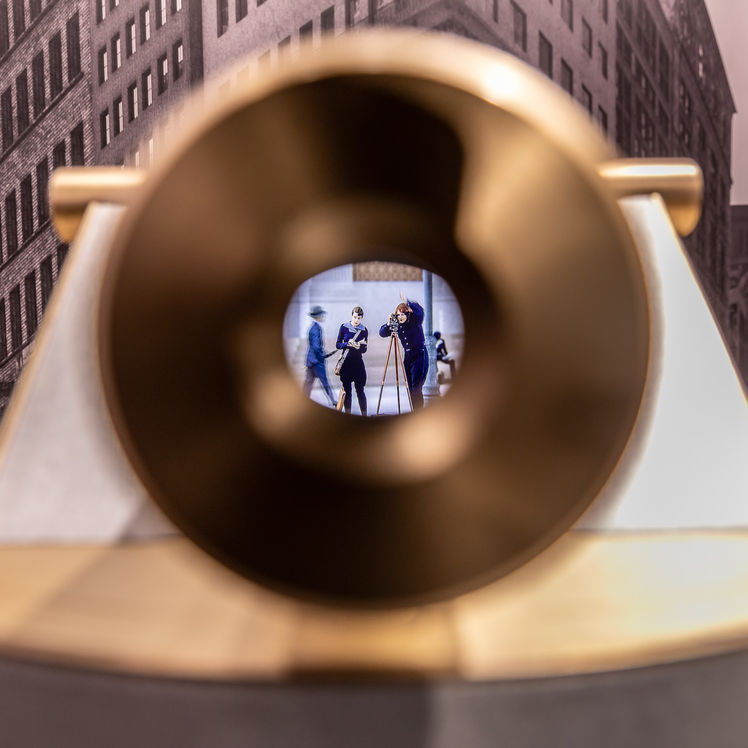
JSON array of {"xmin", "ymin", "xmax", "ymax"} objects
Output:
[{"xmin": 302, "ymin": 305, "xmax": 335, "ymax": 407}]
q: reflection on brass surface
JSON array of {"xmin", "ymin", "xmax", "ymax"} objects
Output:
[
  {"xmin": 49, "ymin": 167, "xmax": 146, "ymax": 242},
  {"xmin": 597, "ymin": 158, "xmax": 703, "ymax": 237},
  {"xmin": 4, "ymin": 532, "xmax": 748, "ymax": 680},
  {"xmin": 91, "ymin": 31, "xmax": 666, "ymax": 607}
]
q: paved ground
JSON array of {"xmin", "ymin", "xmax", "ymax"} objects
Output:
[{"xmin": 305, "ymin": 380, "xmax": 450, "ymax": 416}]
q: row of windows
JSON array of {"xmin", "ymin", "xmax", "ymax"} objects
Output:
[
  {"xmin": 0, "ymin": 0, "xmax": 47, "ymax": 58},
  {"xmin": 0, "ymin": 14, "xmax": 80, "ymax": 154},
  {"xmin": 0, "ymin": 246, "xmax": 67, "ymax": 362},
  {"xmin": 97, "ymin": 0, "xmax": 181, "ymax": 26},
  {"xmin": 510, "ymin": 3, "xmax": 608, "ymax": 83},
  {"xmin": 0, "ymin": 125, "xmax": 82, "ymax": 263},
  {"xmin": 217, "ymin": 0, "xmax": 335, "ymax": 37},
  {"xmin": 97, "ymin": 3, "xmax": 182, "ymax": 85},
  {"xmin": 99, "ymin": 44, "xmax": 183, "ymax": 148}
]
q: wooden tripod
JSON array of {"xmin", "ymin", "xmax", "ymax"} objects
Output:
[{"xmin": 376, "ymin": 333, "xmax": 413, "ymax": 415}]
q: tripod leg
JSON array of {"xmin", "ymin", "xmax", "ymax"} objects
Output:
[
  {"xmin": 393, "ymin": 338, "xmax": 402, "ymax": 415},
  {"xmin": 394, "ymin": 337, "xmax": 414, "ymax": 412},
  {"xmin": 336, "ymin": 387, "xmax": 346, "ymax": 411},
  {"xmin": 376, "ymin": 335, "xmax": 395, "ymax": 415}
]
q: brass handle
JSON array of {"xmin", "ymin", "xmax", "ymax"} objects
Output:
[
  {"xmin": 597, "ymin": 158, "xmax": 703, "ymax": 237},
  {"xmin": 49, "ymin": 167, "xmax": 147, "ymax": 242},
  {"xmin": 49, "ymin": 159, "xmax": 703, "ymax": 244}
]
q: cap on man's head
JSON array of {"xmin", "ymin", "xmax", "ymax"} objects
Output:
[{"xmin": 309, "ymin": 305, "xmax": 326, "ymax": 317}]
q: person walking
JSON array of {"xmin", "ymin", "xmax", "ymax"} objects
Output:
[{"xmin": 302, "ymin": 305, "xmax": 336, "ymax": 407}]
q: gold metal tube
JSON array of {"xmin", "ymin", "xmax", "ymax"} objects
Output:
[
  {"xmin": 49, "ymin": 167, "xmax": 147, "ymax": 242},
  {"xmin": 597, "ymin": 158, "xmax": 703, "ymax": 237}
]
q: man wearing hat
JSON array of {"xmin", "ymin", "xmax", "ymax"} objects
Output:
[{"xmin": 302, "ymin": 305, "xmax": 336, "ymax": 407}]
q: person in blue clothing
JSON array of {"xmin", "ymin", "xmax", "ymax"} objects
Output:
[
  {"xmin": 335, "ymin": 306, "xmax": 368, "ymax": 416},
  {"xmin": 302, "ymin": 305, "xmax": 336, "ymax": 407},
  {"xmin": 379, "ymin": 292, "xmax": 429, "ymax": 409}
]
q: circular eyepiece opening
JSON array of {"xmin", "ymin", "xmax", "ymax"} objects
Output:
[{"xmin": 284, "ymin": 261, "xmax": 464, "ymax": 416}]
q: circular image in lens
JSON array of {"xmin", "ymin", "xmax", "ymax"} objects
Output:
[{"xmin": 283, "ymin": 261, "xmax": 464, "ymax": 416}]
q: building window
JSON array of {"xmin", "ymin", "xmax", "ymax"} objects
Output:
[
  {"xmin": 561, "ymin": 0, "xmax": 573, "ymax": 30},
  {"xmin": 658, "ymin": 40, "xmax": 670, "ymax": 100},
  {"xmin": 114, "ymin": 97, "xmax": 124, "ymax": 136},
  {"xmin": 582, "ymin": 18, "xmax": 592, "ymax": 56},
  {"xmin": 53, "ymin": 140, "xmax": 66, "ymax": 168},
  {"xmin": 599, "ymin": 42, "xmax": 608, "ymax": 79},
  {"xmin": 140, "ymin": 4, "xmax": 151, "ymax": 42},
  {"xmin": 278, "ymin": 36, "xmax": 290, "ymax": 58},
  {"xmin": 12, "ymin": 0, "xmax": 24, "ymax": 37},
  {"xmin": 0, "ymin": 299, "xmax": 7, "ymax": 360},
  {"xmin": 100, "ymin": 108, "xmax": 111, "ymax": 147},
  {"xmin": 0, "ymin": 2, "xmax": 9, "ymax": 57},
  {"xmin": 561, "ymin": 59, "xmax": 573, "ymax": 95},
  {"xmin": 1, "ymin": 87, "xmax": 12, "ymax": 150},
  {"xmin": 236, "ymin": 0, "xmax": 247, "ymax": 20},
  {"xmin": 36, "ymin": 159, "xmax": 49, "ymax": 225},
  {"xmin": 493, "ymin": 0, "xmax": 498, "ymax": 22},
  {"xmin": 41, "ymin": 257, "xmax": 53, "ymax": 312},
  {"xmin": 110, "ymin": 0, "xmax": 120, "ymax": 9},
  {"xmin": 5, "ymin": 191, "xmax": 17, "ymax": 257},
  {"xmin": 147, "ymin": 135, "xmax": 154, "ymax": 165},
  {"xmin": 173, "ymin": 39, "xmax": 183, "ymax": 79},
  {"xmin": 539, "ymin": 33, "xmax": 553, "ymax": 79},
  {"xmin": 172, "ymin": 0, "xmax": 182, "ymax": 12},
  {"xmin": 300, "ymin": 20, "xmax": 313, "ymax": 39},
  {"xmin": 157, "ymin": 54, "xmax": 168, "ymax": 94},
  {"xmin": 581, "ymin": 85, "xmax": 592, "ymax": 114},
  {"xmin": 9, "ymin": 285, "xmax": 21, "ymax": 351},
  {"xmin": 16, "ymin": 71, "xmax": 29, "ymax": 134},
  {"xmin": 67, "ymin": 14, "xmax": 81, "ymax": 79},
  {"xmin": 112, "ymin": 33, "xmax": 121, "ymax": 72},
  {"xmin": 128, "ymin": 82, "xmax": 139, "ymax": 120},
  {"xmin": 601, "ymin": 0, "xmax": 608, "ymax": 22},
  {"xmin": 96, "ymin": 0, "xmax": 106, "ymax": 23},
  {"xmin": 57, "ymin": 242, "xmax": 68, "ymax": 269},
  {"xmin": 24, "ymin": 272, "xmax": 37, "ymax": 338},
  {"xmin": 598, "ymin": 105, "xmax": 608, "ymax": 133},
  {"xmin": 156, "ymin": 0, "xmax": 166, "ymax": 27},
  {"xmin": 20, "ymin": 175, "xmax": 33, "ymax": 240},
  {"xmin": 32, "ymin": 64, "xmax": 48, "ymax": 120},
  {"xmin": 512, "ymin": 3, "xmax": 527, "ymax": 52},
  {"xmin": 143, "ymin": 68, "xmax": 153, "ymax": 107},
  {"xmin": 126, "ymin": 18, "xmax": 136, "ymax": 56},
  {"xmin": 345, "ymin": 0, "xmax": 356, "ymax": 28},
  {"xmin": 98, "ymin": 46, "xmax": 109, "ymax": 84},
  {"xmin": 321, "ymin": 5, "xmax": 334, "ymax": 34},
  {"xmin": 217, "ymin": 0, "xmax": 228, "ymax": 36},
  {"xmin": 49, "ymin": 33, "xmax": 63, "ymax": 98},
  {"xmin": 70, "ymin": 122, "xmax": 84, "ymax": 165}
]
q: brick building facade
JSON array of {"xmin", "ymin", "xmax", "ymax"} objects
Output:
[
  {"xmin": 91, "ymin": 0, "xmax": 203, "ymax": 167},
  {"xmin": 728, "ymin": 204, "xmax": 748, "ymax": 389},
  {"xmin": 201, "ymin": 0, "xmax": 615, "ymax": 142},
  {"xmin": 0, "ymin": 0, "xmax": 94, "ymax": 412}
]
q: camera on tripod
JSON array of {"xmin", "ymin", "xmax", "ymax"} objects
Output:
[{"xmin": 388, "ymin": 313, "xmax": 399, "ymax": 334}]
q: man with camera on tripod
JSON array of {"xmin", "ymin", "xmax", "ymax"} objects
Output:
[{"xmin": 379, "ymin": 292, "xmax": 429, "ymax": 409}]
